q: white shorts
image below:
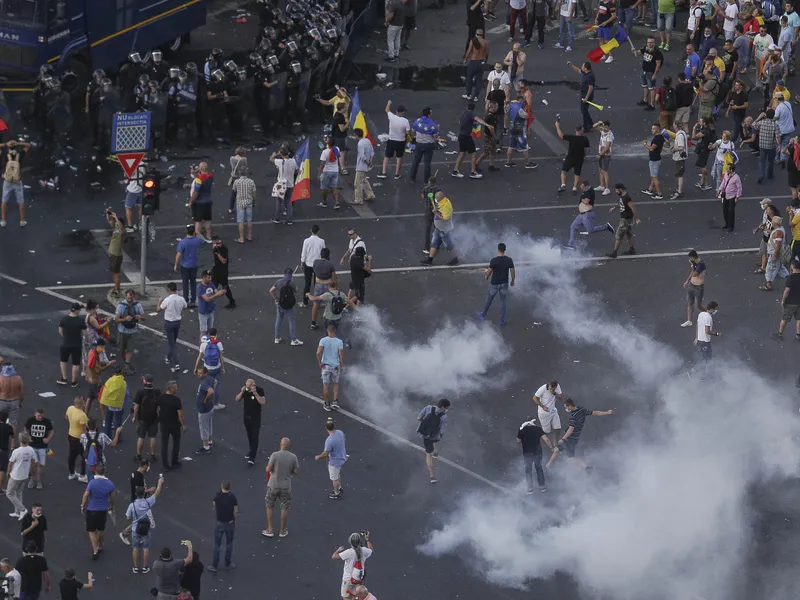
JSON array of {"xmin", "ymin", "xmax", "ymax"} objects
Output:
[
  {"xmin": 341, "ymin": 580, "xmax": 357, "ymax": 598},
  {"xmin": 538, "ymin": 408, "xmax": 561, "ymax": 433},
  {"xmin": 328, "ymin": 464, "xmax": 341, "ymax": 481}
]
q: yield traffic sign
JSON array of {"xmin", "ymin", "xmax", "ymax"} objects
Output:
[{"xmin": 117, "ymin": 152, "xmax": 146, "ymax": 179}]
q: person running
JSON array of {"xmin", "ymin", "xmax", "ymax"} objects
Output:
[
  {"xmin": 606, "ymin": 183, "xmax": 641, "ymax": 258},
  {"xmin": 593, "ymin": 120, "xmax": 614, "ymax": 195},
  {"xmin": 694, "ymin": 301, "xmax": 721, "ymax": 361},
  {"xmin": 774, "ymin": 259, "xmax": 800, "ymax": 339},
  {"xmin": 234, "ymin": 379, "xmax": 265, "ymax": 465},
  {"xmin": 132, "ymin": 375, "xmax": 160, "ymax": 462},
  {"xmin": 517, "ymin": 416, "xmax": 557, "ymax": 493},
  {"xmin": 476, "ymin": 243, "xmax": 515, "ymax": 325},
  {"xmin": 332, "ymin": 533, "xmax": 373, "ymax": 600},
  {"xmin": 263, "ymin": 437, "xmax": 299, "ymax": 539},
  {"xmin": 58, "ymin": 303, "xmax": 86, "ymax": 388},
  {"xmin": 416, "ymin": 399, "xmax": 451, "ymax": 484},
  {"xmin": 209, "ymin": 480, "xmax": 238, "ymax": 573},
  {"xmin": 24, "ymin": 409, "xmax": 54, "ymax": 490},
  {"xmin": 420, "ymin": 191, "xmax": 459, "ymax": 266},
  {"xmin": 270, "ymin": 268, "xmax": 305, "ymax": 346},
  {"xmin": 670, "ymin": 120, "xmax": 689, "ymax": 199},
  {"xmin": 558, "ymin": 398, "xmax": 614, "ymax": 467},
  {"xmin": 174, "ymin": 225, "xmax": 205, "ymax": 309},
  {"xmin": 80, "ymin": 464, "xmax": 115, "ymax": 560},
  {"xmin": 194, "ymin": 367, "xmax": 217, "ymax": 456},
  {"xmin": 642, "ymin": 123, "xmax": 665, "ymax": 199},
  {"xmin": 682, "ymin": 250, "xmax": 707, "ymax": 327},
  {"xmin": 565, "ymin": 181, "xmax": 615, "ymax": 250},
  {"xmin": 157, "ymin": 282, "xmax": 187, "ymax": 373},
  {"xmin": 125, "ymin": 474, "xmax": 164, "ymax": 574},
  {"xmin": 314, "ymin": 419, "xmax": 347, "ymax": 500},
  {"xmin": 318, "ymin": 325, "xmax": 345, "ymax": 412},
  {"xmin": 452, "ymin": 103, "xmax": 493, "ymax": 179},
  {"xmin": 532, "ymin": 380, "xmax": 563, "ymax": 448},
  {"xmin": 555, "ymin": 120, "xmax": 590, "ymax": 194}
]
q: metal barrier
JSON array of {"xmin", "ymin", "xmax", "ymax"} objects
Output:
[{"xmin": 341, "ymin": 0, "xmax": 380, "ymax": 77}]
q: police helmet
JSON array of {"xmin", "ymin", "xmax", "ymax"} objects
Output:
[
  {"xmin": 101, "ymin": 77, "xmax": 113, "ymax": 90},
  {"xmin": 185, "ymin": 61, "xmax": 198, "ymax": 74},
  {"xmin": 129, "ymin": 52, "xmax": 142, "ymax": 63},
  {"xmin": 290, "ymin": 60, "xmax": 302, "ymax": 74},
  {"xmin": 138, "ymin": 74, "xmax": 151, "ymax": 86},
  {"xmin": 39, "ymin": 64, "xmax": 55, "ymax": 77},
  {"xmin": 210, "ymin": 69, "xmax": 226, "ymax": 83},
  {"xmin": 169, "ymin": 66, "xmax": 180, "ymax": 79},
  {"xmin": 211, "ymin": 48, "xmax": 224, "ymax": 60},
  {"xmin": 223, "ymin": 60, "xmax": 238, "ymax": 73},
  {"xmin": 148, "ymin": 80, "xmax": 160, "ymax": 90},
  {"xmin": 93, "ymin": 68, "xmax": 106, "ymax": 80},
  {"xmin": 151, "ymin": 50, "xmax": 163, "ymax": 63},
  {"xmin": 178, "ymin": 70, "xmax": 188, "ymax": 83},
  {"xmin": 286, "ymin": 40, "xmax": 298, "ymax": 53}
]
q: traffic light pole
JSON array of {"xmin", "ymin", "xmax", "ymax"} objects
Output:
[{"xmin": 140, "ymin": 215, "xmax": 148, "ymax": 296}]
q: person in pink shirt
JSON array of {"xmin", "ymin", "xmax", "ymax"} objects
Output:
[
  {"xmin": 355, "ymin": 585, "xmax": 377, "ymax": 600},
  {"xmin": 718, "ymin": 162, "xmax": 743, "ymax": 231}
]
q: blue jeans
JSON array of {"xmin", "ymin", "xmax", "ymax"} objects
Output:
[
  {"xmin": 273, "ymin": 191, "xmax": 294, "ymax": 222},
  {"xmin": 164, "ymin": 319, "xmax": 181, "ymax": 363},
  {"xmin": 411, "ymin": 143, "xmax": 435, "ymax": 182},
  {"xmin": 104, "ymin": 408, "xmax": 123, "ymax": 439},
  {"xmin": 620, "ymin": 6, "xmax": 635, "ymax": 29},
  {"xmin": 207, "ymin": 367, "xmax": 222, "ymax": 406},
  {"xmin": 465, "ymin": 60, "xmax": 484, "ymax": 98},
  {"xmin": 778, "ymin": 133, "xmax": 792, "ymax": 163},
  {"xmin": 181, "ymin": 266, "xmax": 198, "ymax": 303},
  {"xmin": 759, "ymin": 148, "xmax": 776, "ymax": 179},
  {"xmin": 558, "ymin": 15, "xmax": 575, "ymax": 47},
  {"xmin": 569, "ymin": 210, "xmax": 608, "ymax": 245},
  {"xmin": 580, "ymin": 98, "xmax": 592, "ymax": 131},
  {"xmin": 650, "ymin": 0, "xmax": 658, "ymax": 26},
  {"xmin": 212, "ymin": 521, "xmax": 235, "ymax": 568},
  {"xmin": 480, "ymin": 282, "xmax": 509, "ymax": 323},
  {"xmin": 711, "ymin": 161, "xmax": 723, "ymax": 189},
  {"xmin": 275, "ymin": 307, "xmax": 297, "ymax": 340}
]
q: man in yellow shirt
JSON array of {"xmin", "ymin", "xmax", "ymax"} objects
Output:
[
  {"xmin": 65, "ymin": 397, "xmax": 89, "ymax": 482},
  {"xmin": 421, "ymin": 192, "xmax": 459, "ymax": 266},
  {"xmin": 315, "ymin": 86, "xmax": 351, "ymax": 118},
  {"xmin": 788, "ymin": 198, "xmax": 800, "ymax": 261}
]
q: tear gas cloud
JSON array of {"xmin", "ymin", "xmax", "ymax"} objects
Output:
[{"xmin": 398, "ymin": 225, "xmax": 800, "ymax": 600}]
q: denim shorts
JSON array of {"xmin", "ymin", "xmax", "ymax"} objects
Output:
[
  {"xmin": 125, "ymin": 192, "xmax": 143, "ymax": 208},
  {"xmin": 236, "ymin": 204, "xmax": 253, "ymax": 223},
  {"xmin": 321, "ymin": 365, "xmax": 340, "ymax": 384},
  {"xmin": 131, "ymin": 529, "xmax": 151, "ymax": 549},
  {"xmin": 431, "ymin": 227, "xmax": 454, "ymax": 250},
  {"xmin": 313, "ymin": 282, "xmax": 328, "ymax": 305},
  {"xmin": 640, "ymin": 71, "xmax": 657, "ymax": 89},
  {"xmin": 657, "ymin": 12, "xmax": 674, "ymax": 31},
  {"xmin": 509, "ymin": 134, "xmax": 529, "ymax": 151},
  {"xmin": 198, "ymin": 311, "xmax": 215, "ymax": 332},
  {"xmin": 648, "ymin": 160, "xmax": 661, "ymax": 178},
  {"xmin": 1, "ymin": 181, "xmax": 24, "ymax": 204},
  {"xmin": 320, "ymin": 172, "xmax": 339, "ymax": 190}
]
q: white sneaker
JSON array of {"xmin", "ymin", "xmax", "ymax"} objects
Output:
[
  {"xmin": 78, "ymin": 475, "xmax": 88, "ymax": 483},
  {"xmin": 602, "ymin": 188, "xmax": 611, "ymax": 195},
  {"xmin": 17, "ymin": 509, "xmax": 27, "ymax": 521},
  {"xmin": 68, "ymin": 473, "xmax": 78, "ymax": 481},
  {"xmin": 274, "ymin": 337, "xmax": 282, "ymax": 344},
  {"xmin": 213, "ymin": 403, "xmax": 226, "ymax": 411},
  {"xmin": 0, "ymin": 220, "xmax": 6, "ymax": 228},
  {"xmin": 554, "ymin": 42, "xmax": 564, "ymax": 49},
  {"xmin": 593, "ymin": 185, "xmax": 605, "ymax": 191},
  {"xmin": 290, "ymin": 339, "xmax": 304, "ymax": 346},
  {"xmin": 605, "ymin": 54, "xmax": 614, "ymax": 63},
  {"xmin": 680, "ymin": 320, "xmax": 692, "ymax": 327},
  {"xmin": 565, "ymin": 46, "xmax": 572, "ymax": 52},
  {"xmin": 9, "ymin": 512, "xmax": 19, "ymax": 518},
  {"xmin": 119, "ymin": 531, "xmax": 131, "ymax": 546}
]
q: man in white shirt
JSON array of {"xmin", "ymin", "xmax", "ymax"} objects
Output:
[
  {"xmin": 723, "ymin": 0, "xmax": 738, "ymax": 40},
  {"xmin": 7, "ymin": 432, "xmax": 37, "ymax": 519},
  {"xmin": 299, "ymin": 224, "xmax": 326, "ymax": 307},
  {"xmin": 774, "ymin": 98, "xmax": 794, "ymax": 165},
  {"xmin": 353, "ymin": 129, "xmax": 375, "ymax": 205},
  {"xmin": 486, "ymin": 63, "xmax": 512, "ymax": 103},
  {"xmin": 694, "ymin": 300, "xmax": 720, "ymax": 361},
  {"xmin": 157, "ymin": 282, "xmax": 188, "ymax": 373},
  {"xmin": 0, "ymin": 558, "xmax": 21, "ymax": 599},
  {"xmin": 556, "ymin": 0, "xmax": 577, "ymax": 51},
  {"xmin": 123, "ymin": 162, "xmax": 147, "ymax": 233},
  {"xmin": 532, "ymin": 380, "xmax": 563, "ymax": 446},
  {"xmin": 378, "ymin": 101, "xmax": 410, "ymax": 180},
  {"xmin": 340, "ymin": 229, "xmax": 367, "ymax": 265},
  {"xmin": 670, "ymin": 120, "xmax": 688, "ymax": 199}
]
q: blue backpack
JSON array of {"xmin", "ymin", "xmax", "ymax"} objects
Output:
[{"xmin": 204, "ymin": 339, "xmax": 221, "ymax": 368}]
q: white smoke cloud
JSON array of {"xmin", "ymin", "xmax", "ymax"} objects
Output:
[{"xmin": 413, "ymin": 227, "xmax": 800, "ymax": 600}]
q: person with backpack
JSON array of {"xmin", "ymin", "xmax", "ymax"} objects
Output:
[
  {"xmin": 420, "ymin": 191, "xmax": 459, "ymax": 267},
  {"xmin": 114, "ymin": 290, "xmax": 146, "ymax": 375},
  {"xmin": 307, "ymin": 282, "xmax": 357, "ymax": 346},
  {"xmin": 416, "ymin": 399, "xmax": 451, "ymax": 484},
  {"xmin": 654, "ymin": 76, "xmax": 677, "ymax": 131},
  {"xmin": 196, "ymin": 328, "xmax": 226, "ymax": 411},
  {"xmin": 80, "ymin": 418, "xmax": 121, "ymax": 481},
  {"xmin": 125, "ymin": 474, "xmax": 164, "ymax": 574},
  {"xmin": 0, "ymin": 139, "xmax": 31, "ymax": 228},
  {"xmin": 269, "ymin": 268, "xmax": 305, "ymax": 346},
  {"xmin": 132, "ymin": 375, "xmax": 161, "ymax": 462},
  {"xmin": 333, "ymin": 532, "xmax": 373, "ymax": 600}
]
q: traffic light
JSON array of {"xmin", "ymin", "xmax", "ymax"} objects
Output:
[{"xmin": 142, "ymin": 169, "xmax": 160, "ymax": 216}]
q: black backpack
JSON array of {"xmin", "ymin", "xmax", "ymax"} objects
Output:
[
  {"xmin": 417, "ymin": 406, "xmax": 442, "ymax": 439},
  {"xmin": 278, "ymin": 281, "xmax": 296, "ymax": 309},
  {"xmin": 330, "ymin": 292, "xmax": 346, "ymax": 315},
  {"xmin": 664, "ymin": 86, "xmax": 677, "ymax": 111}
]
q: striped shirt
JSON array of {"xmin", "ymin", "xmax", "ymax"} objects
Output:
[
  {"xmin": 754, "ymin": 118, "xmax": 779, "ymax": 150},
  {"xmin": 567, "ymin": 407, "xmax": 594, "ymax": 440},
  {"xmin": 233, "ymin": 177, "xmax": 256, "ymax": 207}
]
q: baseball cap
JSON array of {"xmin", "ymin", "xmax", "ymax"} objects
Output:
[
  {"xmin": 142, "ymin": 374, "xmax": 154, "ymax": 384},
  {"xmin": 70, "ymin": 302, "xmax": 83, "ymax": 311},
  {"xmin": 284, "ymin": 268, "xmax": 293, "ymax": 276},
  {"xmin": 202, "ymin": 269, "xmax": 212, "ymax": 277}
]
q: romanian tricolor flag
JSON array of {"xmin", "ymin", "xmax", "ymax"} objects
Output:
[
  {"xmin": 291, "ymin": 139, "xmax": 311, "ymax": 203},
  {"xmin": 587, "ymin": 26, "xmax": 628, "ymax": 63},
  {"xmin": 349, "ymin": 89, "xmax": 376, "ymax": 146}
]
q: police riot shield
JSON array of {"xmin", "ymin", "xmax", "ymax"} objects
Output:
[
  {"xmin": 309, "ymin": 59, "xmax": 328, "ymax": 102},
  {"xmin": 327, "ymin": 36, "xmax": 349, "ymax": 88},
  {"xmin": 268, "ymin": 71, "xmax": 288, "ymax": 113},
  {"xmin": 296, "ymin": 69, "xmax": 312, "ymax": 112}
]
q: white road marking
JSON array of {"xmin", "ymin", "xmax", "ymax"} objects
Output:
[
  {"xmin": 90, "ymin": 230, "xmax": 151, "ymax": 285},
  {"xmin": 0, "ymin": 311, "xmax": 68, "ymax": 323},
  {"xmin": 119, "ymin": 194, "xmax": 793, "ymax": 231},
  {"xmin": 0, "ymin": 344, "xmax": 27, "ymax": 360},
  {"xmin": 35, "ymin": 286, "xmax": 508, "ymax": 492},
  {"xmin": 38, "ymin": 246, "xmax": 759, "ymax": 291},
  {"xmin": 0, "ymin": 273, "xmax": 27, "ymax": 285}
]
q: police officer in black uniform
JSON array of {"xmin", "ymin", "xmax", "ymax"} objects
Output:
[
  {"xmin": 118, "ymin": 53, "xmax": 143, "ymax": 112},
  {"xmin": 96, "ymin": 77, "xmax": 119, "ymax": 154},
  {"xmin": 169, "ymin": 70, "xmax": 197, "ymax": 148},
  {"xmin": 279, "ymin": 40, "xmax": 303, "ymax": 127},
  {"xmin": 204, "ymin": 48, "xmax": 224, "ymax": 82},
  {"xmin": 85, "ymin": 69, "xmax": 105, "ymax": 147},
  {"xmin": 146, "ymin": 79, "xmax": 168, "ymax": 155},
  {"xmin": 134, "ymin": 74, "xmax": 150, "ymax": 110},
  {"xmin": 205, "ymin": 69, "xmax": 228, "ymax": 139},
  {"xmin": 144, "ymin": 50, "xmax": 169, "ymax": 89},
  {"xmin": 165, "ymin": 66, "xmax": 181, "ymax": 143},
  {"xmin": 253, "ymin": 55, "xmax": 277, "ymax": 135},
  {"xmin": 184, "ymin": 62, "xmax": 205, "ymax": 141}
]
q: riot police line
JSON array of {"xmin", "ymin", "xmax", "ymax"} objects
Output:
[{"xmin": 25, "ymin": 0, "xmax": 353, "ymax": 157}]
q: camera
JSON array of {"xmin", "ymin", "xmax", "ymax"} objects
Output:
[{"xmin": 556, "ymin": 114, "xmax": 561, "ymax": 122}]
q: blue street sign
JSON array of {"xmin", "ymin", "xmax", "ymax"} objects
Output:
[{"xmin": 112, "ymin": 112, "xmax": 151, "ymax": 153}]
